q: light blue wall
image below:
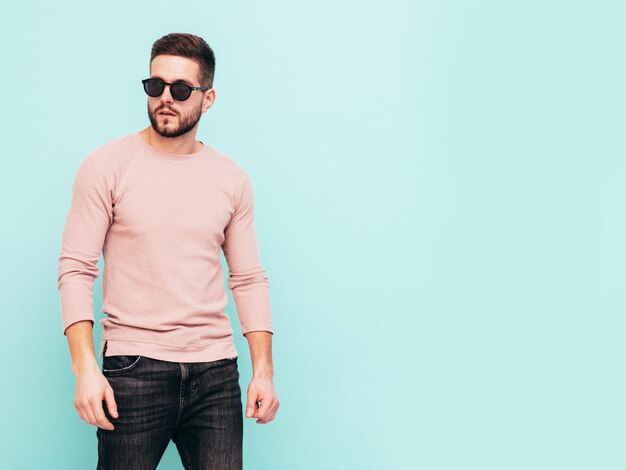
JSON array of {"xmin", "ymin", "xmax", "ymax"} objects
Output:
[{"xmin": 1, "ymin": 1, "xmax": 624, "ymax": 469}]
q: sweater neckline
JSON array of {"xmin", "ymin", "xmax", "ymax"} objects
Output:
[{"xmin": 133, "ymin": 131, "xmax": 209, "ymax": 162}]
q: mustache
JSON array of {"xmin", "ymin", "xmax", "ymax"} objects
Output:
[{"xmin": 156, "ymin": 107, "xmax": 177, "ymax": 115}]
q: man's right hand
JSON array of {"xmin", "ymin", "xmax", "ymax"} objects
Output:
[{"xmin": 73, "ymin": 368, "xmax": 118, "ymax": 431}]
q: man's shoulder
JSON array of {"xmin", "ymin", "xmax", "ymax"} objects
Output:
[
  {"xmin": 79, "ymin": 131, "xmax": 140, "ymax": 170},
  {"xmin": 204, "ymin": 144, "xmax": 251, "ymax": 182}
]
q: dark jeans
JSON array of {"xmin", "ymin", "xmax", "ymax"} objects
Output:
[{"xmin": 96, "ymin": 343, "xmax": 243, "ymax": 469}]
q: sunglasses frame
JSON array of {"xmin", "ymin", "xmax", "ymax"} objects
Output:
[{"xmin": 141, "ymin": 78, "xmax": 210, "ymax": 101}]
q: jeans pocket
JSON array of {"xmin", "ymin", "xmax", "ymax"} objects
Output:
[{"xmin": 102, "ymin": 355, "xmax": 143, "ymax": 374}]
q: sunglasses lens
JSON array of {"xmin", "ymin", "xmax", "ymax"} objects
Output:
[
  {"xmin": 144, "ymin": 79, "xmax": 163, "ymax": 97},
  {"xmin": 171, "ymin": 83, "xmax": 191, "ymax": 101}
]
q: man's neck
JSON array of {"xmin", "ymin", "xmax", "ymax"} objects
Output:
[{"xmin": 140, "ymin": 127, "xmax": 202, "ymax": 154}]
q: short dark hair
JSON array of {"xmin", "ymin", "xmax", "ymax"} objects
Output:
[{"xmin": 150, "ymin": 33, "xmax": 216, "ymax": 88}]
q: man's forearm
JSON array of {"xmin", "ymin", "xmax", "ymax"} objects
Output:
[
  {"xmin": 244, "ymin": 331, "xmax": 274, "ymax": 379},
  {"xmin": 66, "ymin": 320, "xmax": 100, "ymax": 376}
]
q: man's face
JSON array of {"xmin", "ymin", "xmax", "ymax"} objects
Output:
[{"xmin": 146, "ymin": 55, "xmax": 209, "ymax": 138}]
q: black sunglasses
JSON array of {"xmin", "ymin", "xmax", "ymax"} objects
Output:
[{"xmin": 141, "ymin": 78, "xmax": 210, "ymax": 101}]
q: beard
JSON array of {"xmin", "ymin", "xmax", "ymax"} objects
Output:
[{"xmin": 147, "ymin": 102, "xmax": 202, "ymax": 138}]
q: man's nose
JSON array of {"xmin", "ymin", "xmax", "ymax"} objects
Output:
[{"xmin": 160, "ymin": 84, "xmax": 174, "ymax": 103}]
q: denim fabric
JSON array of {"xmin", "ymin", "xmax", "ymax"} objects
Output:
[{"xmin": 96, "ymin": 341, "xmax": 243, "ymax": 469}]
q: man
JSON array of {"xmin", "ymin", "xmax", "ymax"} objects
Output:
[{"xmin": 57, "ymin": 32, "xmax": 279, "ymax": 469}]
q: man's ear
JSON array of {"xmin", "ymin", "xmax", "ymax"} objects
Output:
[{"xmin": 202, "ymin": 89, "xmax": 215, "ymax": 113}]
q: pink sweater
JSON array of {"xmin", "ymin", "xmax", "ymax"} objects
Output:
[{"xmin": 57, "ymin": 131, "xmax": 273, "ymax": 362}]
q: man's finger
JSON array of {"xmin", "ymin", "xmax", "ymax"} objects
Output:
[
  {"xmin": 245, "ymin": 400, "xmax": 257, "ymax": 418},
  {"xmin": 245, "ymin": 387, "xmax": 254, "ymax": 418},
  {"xmin": 254, "ymin": 398, "xmax": 278, "ymax": 424},
  {"xmin": 83, "ymin": 405, "xmax": 98, "ymax": 426},
  {"xmin": 91, "ymin": 398, "xmax": 115, "ymax": 430},
  {"xmin": 103, "ymin": 386, "xmax": 119, "ymax": 419},
  {"xmin": 246, "ymin": 391, "xmax": 260, "ymax": 418},
  {"xmin": 255, "ymin": 400, "xmax": 269, "ymax": 422}
]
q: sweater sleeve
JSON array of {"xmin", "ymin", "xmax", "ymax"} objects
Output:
[
  {"xmin": 57, "ymin": 153, "xmax": 114, "ymax": 335},
  {"xmin": 222, "ymin": 172, "xmax": 273, "ymax": 336}
]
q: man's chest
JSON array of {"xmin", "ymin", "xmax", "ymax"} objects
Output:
[{"xmin": 111, "ymin": 168, "xmax": 234, "ymax": 244}]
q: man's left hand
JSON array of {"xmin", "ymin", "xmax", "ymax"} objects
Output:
[{"xmin": 245, "ymin": 376, "xmax": 279, "ymax": 424}]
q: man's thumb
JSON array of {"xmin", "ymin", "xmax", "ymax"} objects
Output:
[
  {"xmin": 104, "ymin": 387, "xmax": 119, "ymax": 418},
  {"xmin": 246, "ymin": 393, "xmax": 256, "ymax": 418}
]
